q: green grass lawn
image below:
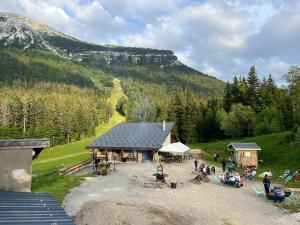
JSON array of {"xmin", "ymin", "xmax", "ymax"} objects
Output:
[
  {"xmin": 32, "ymin": 78, "xmax": 126, "ymax": 202},
  {"xmin": 189, "ymin": 132, "xmax": 300, "ymax": 188}
]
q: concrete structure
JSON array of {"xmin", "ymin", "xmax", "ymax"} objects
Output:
[
  {"xmin": 0, "ymin": 138, "xmax": 50, "ymax": 192},
  {"xmin": 88, "ymin": 122, "xmax": 173, "ymax": 163},
  {"xmin": 227, "ymin": 143, "xmax": 261, "ymax": 166}
]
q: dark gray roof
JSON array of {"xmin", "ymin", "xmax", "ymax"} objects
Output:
[
  {"xmin": 88, "ymin": 122, "xmax": 174, "ymax": 150},
  {"xmin": 0, "ymin": 138, "xmax": 50, "ymax": 150},
  {"xmin": 0, "ymin": 191, "xmax": 75, "ymax": 225},
  {"xmin": 227, "ymin": 143, "xmax": 261, "ymax": 151}
]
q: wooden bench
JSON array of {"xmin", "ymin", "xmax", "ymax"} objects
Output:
[{"xmin": 144, "ymin": 182, "xmax": 157, "ymax": 187}]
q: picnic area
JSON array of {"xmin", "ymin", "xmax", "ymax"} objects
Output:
[{"xmin": 63, "ymin": 161, "xmax": 300, "ymax": 225}]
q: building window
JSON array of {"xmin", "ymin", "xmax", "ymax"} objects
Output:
[{"xmin": 244, "ymin": 151, "xmax": 251, "ymax": 158}]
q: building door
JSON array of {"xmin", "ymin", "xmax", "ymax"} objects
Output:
[{"xmin": 143, "ymin": 151, "xmax": 150, "ymax": 161}]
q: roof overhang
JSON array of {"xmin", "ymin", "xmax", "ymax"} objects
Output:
[
  {"xmin": 227, "ymin": 143, "xmax": 261, "ymax": 151},
  {"xmin": 87, "ymin": 146, "xmax": 159, "ymax": 151},
  {"xmin": 0, "ymin": 138, "xmax": 50, "ymax": 150}
]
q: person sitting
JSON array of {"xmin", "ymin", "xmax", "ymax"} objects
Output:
[
  {"xmin": 229, "ymin": 175, "xmax": 236, "ymax": 182},
  {"xmin": 235, "ymin": 173, "xmax": 241, "ymax": 182},
  {"xmin": 243, "ymin": 167, "xmax": 250, "ymax": 177},
  {"xmin": 272, "ymin": 185, "xmax": 285, "ymax": 202},
  {"xmin": 280, "ymin": 169, "xmax": 291, "ymax": 181},
  {"xmin": 225, "ymin": 175, "xmax": 236, "ymax": 186},
  {"xmin": 233, "ymin": 173, "xmax": 242, "ymax": 187},
  {"xmin": 246, "ymin": 169, "xmax": 256, "ymax": 180},
  {"xmin": 219, "ymin": 173, "xmax": 225, "ymax": 185},
  {"xmin": 202, "ymin": 166, "xmax": 207, "ymax": 176}
]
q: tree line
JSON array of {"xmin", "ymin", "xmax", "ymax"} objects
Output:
[
  {"xmin": 167, "ymin": 66, "xmax": 300, "ymax": 143},
  {"xmin": 0, "ymin": 82, "xmax": 113, "ymax": 145}
]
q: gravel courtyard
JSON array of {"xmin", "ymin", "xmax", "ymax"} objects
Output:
[{"xmin": 63, "ymin": 161, "xmax": 300, "ymax": 225}]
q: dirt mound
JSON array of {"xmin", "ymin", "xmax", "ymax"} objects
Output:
[{"xmin": 75, "ymin": 200, "xmax": 192, "ymax": 225}]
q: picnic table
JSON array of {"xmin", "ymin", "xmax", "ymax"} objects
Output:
[
  {"xmin": 127, "ymin": 155, "xmax": 136, "ymax": 162},
  {"xmin": 152, "ymin": 173, "xmax": 169, "ymax": 183}
]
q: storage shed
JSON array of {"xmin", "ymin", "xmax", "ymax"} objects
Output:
[{"xmin": 227, "ymin": 143, "xmax": 261, "ymax": 166}]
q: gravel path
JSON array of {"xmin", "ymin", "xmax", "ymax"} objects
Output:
[{"xmin": 63, "ymin": 161, "xmax": 300, "ymax": 225}]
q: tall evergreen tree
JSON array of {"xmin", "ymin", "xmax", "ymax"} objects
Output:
[
  {"xmin": 223, "ymin": 82, "xmax": 232, "ymax": 112},
  {"xmin": 182, "ymin": 90, "xmax": 198, "ymax": 143},
  {"xmin": 246, "ymin": 66, "xmax": 261, "ymax": 112},
  {"xmin": 168, "ymin": 94, "xmax": 185, "ymax": 141},
  {"xmin": 239, "ymin": 76, "xmax": 248, "ymax": 105},
  {"xmin": 231, "ymin": 76, "xmax": 240, "ymax": 103}
]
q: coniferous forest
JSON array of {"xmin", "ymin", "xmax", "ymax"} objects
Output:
[
  {"xmin": 0, "ymin": 47, "xmax": 299, "ymax": 146},
  {"xmin": 165, "ymin": 66, "xmax": 300, "ymax": 144}
]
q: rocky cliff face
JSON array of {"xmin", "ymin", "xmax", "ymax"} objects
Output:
[{"xmin": 0, "ymin": 12, "xmax": 182, "ymax": 67}]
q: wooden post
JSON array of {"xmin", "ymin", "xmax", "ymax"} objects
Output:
[{"xmin": 153, "ymin": 151, "xmax": 155, "ymax": 162}]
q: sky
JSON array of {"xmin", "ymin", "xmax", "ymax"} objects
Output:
[{"xmin": 1, "ymin": 0, "xmax": 299, "ymax": 83}]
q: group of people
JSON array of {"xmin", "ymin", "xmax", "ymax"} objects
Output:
[
  {"xmin": 279, "ymin": 169, "xmax": 299, "ymax": 182},
  {"xmin": 243, "ymin": 167, "xmax": 257, "ymax": 180},
  {"xmin": 219, "ymin": 172, "xmax": 244, "ymax": 187},
  {"xmin": 263, "ymin": 175, "xmax": 287, "ymax": 202},
  {"xmin": 193, "ymin": 159, "xmax": 215, "ymax": 183},
  {"xmin": 194, "ymin": 159, "xmax": 215, "ymax": 175}
]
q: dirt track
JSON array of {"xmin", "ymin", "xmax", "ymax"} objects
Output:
[{"xmin": 63, "ymin": 161, "xmax": 300, "ymax": 225}]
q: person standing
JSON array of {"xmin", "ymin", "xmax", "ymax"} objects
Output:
[
  {"xmin": 194, "ymin": 158, "xmax": 199, "ymax": 171},
  {"xmin": 263, "ymin": 174, "xmax": 271, "ymax": 196},
  {"xmin": 221, "ymin": 158, "xmax": 227, "ymax": 172}
]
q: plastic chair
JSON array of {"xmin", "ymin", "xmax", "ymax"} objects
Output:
[{"xmin": 252, "ymin": 186, "xmax": 266, "ymax": 197}]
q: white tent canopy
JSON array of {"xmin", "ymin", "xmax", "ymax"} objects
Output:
[{"xmin": 159, "ymin": 142, "xmax": 190, "ymax": 154}]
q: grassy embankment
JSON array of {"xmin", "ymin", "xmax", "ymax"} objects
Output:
[
  {"xmin": 189, "ymin": 132, "xmax": 300, "ymax": 188},
  {"xmin": 31, "ymin": 78, "xmax": 126, "ymax": 202}
]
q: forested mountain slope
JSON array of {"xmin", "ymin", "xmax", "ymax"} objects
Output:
[
  {"xmin": 0, "ymin": 12, "xmax": 225, "ymax": 140},
  {"xmin": 0, "ymin": 12, "xmax": 224, "ymax": 95}
]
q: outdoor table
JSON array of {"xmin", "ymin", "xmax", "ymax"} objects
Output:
[
  {"xmin": 128, "ymin": 156, "xmax": 136, "ymax": 162},
  {"xmin": 152, "ymin": 173, "xmax": 169, "ymax": 183}
]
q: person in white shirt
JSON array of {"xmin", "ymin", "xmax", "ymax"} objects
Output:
[
  {"xmin": 235, "ymin": 173, "xmax": 241, "ymax": 182},
  {"xmin": 229, "ymin": 176, "xmax": 236, "ymax": 182},
  {"xmin": 219, "ymin": 173, "xmax": 225, "ymax": 184}
]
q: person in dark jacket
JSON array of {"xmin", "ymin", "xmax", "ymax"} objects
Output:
[
  {"xmin": 221, "ymin": 159, "xmax": 227, "ymax": 172},
  {"xmin": 263, "ymin": 174, "xmax": 271, "ymax": 196},
  {"xmin": 211, "ymin": 166, "xmax": 216, "ymax": 174},
  {"xmin": 194, "ymin": 158, "xmax": 199, "ymax": 171}
]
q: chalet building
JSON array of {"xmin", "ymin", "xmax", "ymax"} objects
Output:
[
  {"xmin": 87, "ymin": 122, "xmax": 174, "ymax": 162},
  {"xmin": 227, "ymin": 143, "xmax": 261, "ymax": 166}
]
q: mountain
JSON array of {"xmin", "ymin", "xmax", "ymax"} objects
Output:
[
  {"xmin": 0, "ymin": 12, "xmax": 225, "ymax": 123},
  {"xmin": 0, "ymin": 12, "xmax": 213, "ymax": 75}
]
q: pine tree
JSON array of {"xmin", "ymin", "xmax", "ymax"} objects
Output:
[
  {"xmin": 231, "ymin": 76, "xmax": 240, "ymax": 103},
  {"xmin": 223, "ymin": 82, "xmax": 232, "ymax": 112},
  {"xmin": 182, "ymin": 90, "xmax": 198, "ymax": 143},
  {"xmin": 239, "ymin": 76, "xmax": 248, "ymax": 105},
  {"xmin": 267, "ymin": 74, "xmax": 276, "ymax": 95},
  {"xmin": 168, "ymin": 94, "xmax": 185, "ymax": 141},
  {"xmin": 246, "ymin": 66, "xmax": 261, "ymax": 112}
]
